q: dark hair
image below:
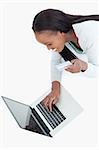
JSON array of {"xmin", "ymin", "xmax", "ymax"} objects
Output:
[{"xmin": 32, "ymin": 9, "xmax": 99, "ymax": 33}]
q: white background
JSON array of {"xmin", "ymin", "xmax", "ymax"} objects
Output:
[{"xmin": 0, "ymin": 0, "xmax": 99, "ymax": 149}]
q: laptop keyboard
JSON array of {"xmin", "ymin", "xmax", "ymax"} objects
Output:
[{"xmin": 36, "ymin": 103, "xmax": 66, "ymax": 129}]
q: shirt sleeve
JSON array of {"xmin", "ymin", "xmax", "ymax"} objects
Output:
[{"xmin": 51, "ymin": 51, "xmax": 62, "ymax": 82}]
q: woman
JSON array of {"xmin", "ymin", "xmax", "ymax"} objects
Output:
[{"xmin": 32, "ymin": 9, "xmax": 99, "ymax": 111}]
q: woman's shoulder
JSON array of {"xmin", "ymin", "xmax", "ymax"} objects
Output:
[
  {"xmin": 73, "ymin": 20, "xmax": 99, "ymax": 32},
  {"xmin": 73, "ymin": 20, "xmax": 99, "ymax": 51},
  {"xmin": 73, "ymin": 20, "xmax": 99, "ymax": 40}
]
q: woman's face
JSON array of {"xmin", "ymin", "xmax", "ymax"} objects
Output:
[{"xmin": 34, "ymin": 30, "xmax": 67, "ymax": 52}]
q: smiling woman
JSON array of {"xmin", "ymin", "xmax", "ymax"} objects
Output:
[
  {"xmin": 35, "ymin": 30, "xmax": 66, "ymax": 52},
  {"xmin": 32, "ymin": 9, "xmax": 99, "ymax": 111}
]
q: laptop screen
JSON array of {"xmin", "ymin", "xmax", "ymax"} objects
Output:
[{"xmin": 2, "ymin": 96, "xmax": 52, "ymax": 137}]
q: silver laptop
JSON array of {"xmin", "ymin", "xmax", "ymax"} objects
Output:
[{"xmin": 1, "ymin": 85, "xmax": 83, "ymax": 137}]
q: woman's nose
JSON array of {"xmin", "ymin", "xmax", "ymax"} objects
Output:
[
  {"xmin": 47, "ymin": 46, "xmax": 51, "ymax": 50},
  {"xmin": 47, "ymin": 46, "xmax": 55, "ymax": 51}
]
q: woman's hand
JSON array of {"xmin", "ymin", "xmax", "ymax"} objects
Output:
[
  {"xmin": 65, "ymin": 59, "xmax": 88, "ymax": 73},
  {"xmin": 41, "ymin": 89, "xmax": 60, "ymax": 112}
]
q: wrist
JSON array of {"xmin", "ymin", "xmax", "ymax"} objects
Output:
[
  {"xmin": 79, "ymin": 60, "xmax": 88, "ymax": 72},
  {"xmin": 81, "ymin": 65, "xmax": 87, "ymax": 71},
  {"xmin": 52, "ymin": 81, "xmax": 60, "ymax": 92}
]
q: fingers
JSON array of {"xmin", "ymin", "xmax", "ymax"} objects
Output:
[
  {"xmin": 41, "ymin": 96, "xmax": 49, "ymax": 111},
  {"xmin": 42, "ymin": 96, "xmax": 57, "ymax": 112},
  {"xmin": 65, "ymin": 59, "xmax": 84, "ymax": 73},
  {"xmin": 48, "ymin": 96, "xmax": 56, "ymax": 111},
  {"xmin": 43, "ymin": 96, "xmax": 49, "ymax": 107},
  {"xmin": 65, "ymin": 62, "xmax": 81, "ymax": 73},
  {"xmin": 49, "ymin": 98, "xmax": 53, "ymax": 112},
  {"xmin": 52, "ymin": 98, "xmax": 59, "ymax": 104},
  {"xmin": 65, "ymin": 65, "xmax": 75, "ymax": 73}
]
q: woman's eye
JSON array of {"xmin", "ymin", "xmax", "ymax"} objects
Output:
[{"xmin": 47, "ymin": 44, "xmax": 52, "ymax": 46}]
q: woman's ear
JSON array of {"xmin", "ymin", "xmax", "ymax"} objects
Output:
[
  {"xmin": 61, "ymin": 32, "xmax": 66, "ymax": 36},
  {"xmin": 58, "ymin": 31, "xmax": 65, "ymax": 37}
]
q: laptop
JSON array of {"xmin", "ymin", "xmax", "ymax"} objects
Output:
[{"xmin": 1, "ymin": 85, "xmax": 83, "ymax": 137}]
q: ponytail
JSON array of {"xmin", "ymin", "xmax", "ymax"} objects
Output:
[{"xmin": 68, "ymin": 14, "xmax": 99, "ymax": 24}]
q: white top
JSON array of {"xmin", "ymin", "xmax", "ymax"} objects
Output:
[{"xmin": 51, "ymin": 21, "xmax": 99, "ymax": 82}]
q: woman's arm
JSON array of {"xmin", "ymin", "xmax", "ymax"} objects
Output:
[
  {"xmin": 51, "ymin": 51, "xmax": 62, "ymax": 82},
  {"xmin": 41, "ymin": 51, "xmax": 62, "ymax": 111}
]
